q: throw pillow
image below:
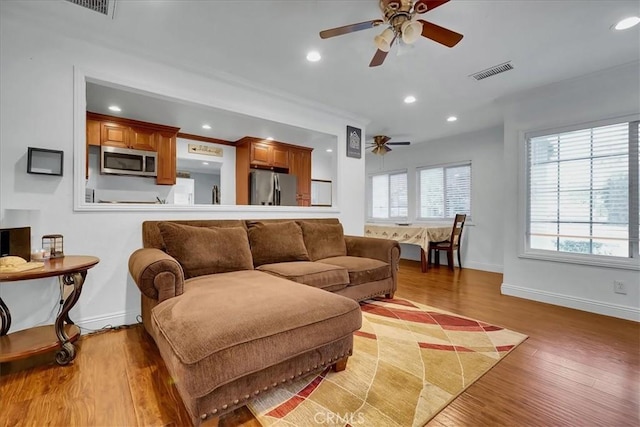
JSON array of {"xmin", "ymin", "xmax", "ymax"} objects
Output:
[
  {"xmin": 247, "ymin": 221, "xmax": 310, "ymax": 267},
  {"xmin": 157, "ymin": 222, "xmax": 253, "ymax": 279},
  {"xmin": 298, "ymin": 222, "xmax": 347, "ymax": 261}
]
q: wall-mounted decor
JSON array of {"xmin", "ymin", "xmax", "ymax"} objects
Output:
[
  {"xmin": 188, "ymin": 143, "xmax": 223, "ymax": 157},
  {"xmin": 346, "ymin": 126, "xmax": 361, "ymax": 159},
  {"xmin": 27, "ymin": 147, "xmax": 63, "ymax": 176}
]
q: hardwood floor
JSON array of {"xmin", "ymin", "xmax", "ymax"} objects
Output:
[{"xmin": 1, "ymin": 260, "xmax": 638, "ymax": 426}]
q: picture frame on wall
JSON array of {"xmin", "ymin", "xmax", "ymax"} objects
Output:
[{"xmin": 346, "ymin": 126, "xmax": 361, "ymax": 159}]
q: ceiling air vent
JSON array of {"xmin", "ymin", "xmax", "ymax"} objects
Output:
[
  {"xmin": 469, "ymin": 61, "xmax": 514, "ymax": 81},
  {"xmin": 65, "ymin": 0, "xmax": 114, "ymax": 17}
]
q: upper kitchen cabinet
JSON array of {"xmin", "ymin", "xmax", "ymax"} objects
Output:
[
  {"xmin": 101, "ymin": 122, "xmax": 130, "ymax": 149},
  {"xmin": 86, "ymin": 112, "xmax": 179, "ymax": 185},
  {"xmin": 129, "ymin": 126, "xmax": 158, "ymax": 151},
  {"xmin": 101, "ymin": 122, "xmax": 157, "ymax": 151},
  {"xmin": 247, "ymin": 139, "xmax": 289, "ymax": 169},
  {"xmin": 235, "ymin": 136, "xmax": 312, "ymax": 206}
]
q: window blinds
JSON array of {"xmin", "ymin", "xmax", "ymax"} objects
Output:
[
  {"xmin": 370, "ymin": 172, "xmax": 407, "ymax": 219},
  {"xmin": 528, "ymin": 121, "xmax": 637, "ymax": 257},
  {"xmin": 418, "ymin": 163, "xmax": 471, "ymax": 220}
]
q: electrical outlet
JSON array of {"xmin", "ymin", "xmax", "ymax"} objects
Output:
[{"xmin": 613, "ymin": 280, "xmax": 627, "ymax": 295}]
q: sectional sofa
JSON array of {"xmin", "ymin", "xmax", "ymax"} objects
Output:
[{"xmin": 128, "ymin": 218, "xmax": 400, "ymax": 426}]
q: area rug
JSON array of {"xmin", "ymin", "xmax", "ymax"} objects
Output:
[{"xmin": 248, "ymin": 297, "xmax": 527, "ymax": 427}]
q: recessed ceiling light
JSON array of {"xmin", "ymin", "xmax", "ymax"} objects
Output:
[
  {"xmin": 266, "ymin": 137, "xmax": 274, "ymax": 141},
  {"xmin": 202, "ymin": 124, "xmax": 211, "ymax": 130},
  {"xmin": 326, "ymin": 148, "xmax": 333, "ymax": 153},
  {"xmin": 404, "ymin": 95, "xmax": 416, "ymax": 104},
  {"xmin": 108, "ymin": 105, "xmax": 121, "ymax": 112},
  {"xmin": 306, "ymin": 51, "xmax": 321, "ymax": 62},
  {"xmin": 202, "ymin": 162, "xmax": 209, "ymax": 165},
  {"xmin": 614, "ymin": 16, "xmax": 640, "ymax": 30},
  {"xmin": 447, "ymin": 116, "xmax": 458, "ymax": 122}
]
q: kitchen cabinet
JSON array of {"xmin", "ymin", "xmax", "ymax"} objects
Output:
[
  {"xmin": 235, "ymin": 136, "xmax": 312, "ymax": 205},
  {"xmin": 101, "ymin": 122, "xmax": 129, "ymax": 148},
  {"xmin": 250, "ymin": 141, "xmax": 289, "ymax": 169},
  {"xmin": 86, "ymin": 112, "xmax": 179, "ymax": 185},
  {"xmin": 86, "ymin": 119, "xmax": 101, "ymax": 147},
  {"xmin": 129, "ymin": 126, "xmax": 157, "ymax": 151},
  {"xmin": 86, "ymin": 118, "xmax": 101, "ymax": 179},
  {"xmin": 156, "ymin": 131, "xmax": 177, "ymax": 185},
  {"xmin": 101, "ymin": 123, "xmax": 157, "ymax": 151},
  {"xmin": 289, "ymin": 147, "xmax": 313, "ymax": 206}
]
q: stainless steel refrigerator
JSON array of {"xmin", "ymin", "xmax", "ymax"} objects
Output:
[{"xmin": 250, "ymin": 169, "xmax": 298, "ymax": 206}]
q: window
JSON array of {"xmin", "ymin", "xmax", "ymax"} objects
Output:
[
  {"xmin": 370, "ymin": 171, "xmax": 408, "ymax": 219},
  {"xmin": 418, "ymin": 163, "xmax": 471, "ymax": 220},
  {"xmin": 526, "ymin": 119, "xmax": 639, "ymax": 262}
]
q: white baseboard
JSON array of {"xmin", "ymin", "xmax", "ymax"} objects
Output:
[
  {"xmin": 76, "ymin": 310, "xmax": 140, "ymax": 332},
  {"xmin": 501, "ymin": 283, "xmax": 640, "ymax": 322},
  {"xmin": 464, "ymin": 261, "xmax": 503, "ymax": 273},
  {"xmin": 400, "ymin": 254, "xmax": 503, "ymax": 273}
]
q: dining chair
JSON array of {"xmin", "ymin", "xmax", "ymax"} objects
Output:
[{"xmin": 428, "ymin": 214, "xmax": 467, "ymax": 271}]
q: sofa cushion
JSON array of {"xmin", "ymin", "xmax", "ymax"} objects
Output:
[
  {"xmin": 247, "ymin": 221, "xmax": 310, "ymax": 267},
  {"xmin": 257, "ymin": 261, "xmax": 349, "ymax": 292},
  {"xmin": 298, "ymin": 221, "xmax": 347, "ymax": 261},
  {"xmin": 151, "ymin": 270, "xmax": 361, "ymax": 398},
  {"xmin": 157, "ymin": 222, "xmax": 253, "ymax": 279},
  {"xmin": 318, "ymin": 256, "xmax": 392, "ymax": 286}
]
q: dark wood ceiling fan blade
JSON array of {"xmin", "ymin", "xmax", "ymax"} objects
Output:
[
  {"xmin": 369, "ymin": 49, "xmax": 388, "ymax": 67},
  {"xmin": 418, "ymin": 20, "xmax": 463, "ymax": 47},
  {"xmin": 369, "ymin": 35, "xmax": 396, "ymax": 67},
  {"xmin": 320, "ymin": 19, "xmax": 384, "ymax": 39},
  {"xmin": 422, "ymin": 0, "xmax": 451, "ymax": 13},
  {"xmin": 387, "ymin": 141, "xmax": 411, "ymax": 145}
]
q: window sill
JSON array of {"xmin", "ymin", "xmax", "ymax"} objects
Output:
[{"xmin": 519, "ymin": 249, "xmax": 640, "ymax": 271}]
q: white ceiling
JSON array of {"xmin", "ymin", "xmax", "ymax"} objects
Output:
[{"xmin": 7, "ymin": 0, "xmax": 640, "ymax": 155}]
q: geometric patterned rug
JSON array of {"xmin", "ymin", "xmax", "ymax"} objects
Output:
[{"xmin": 248, "ymin": 298, "xmax": 528, "ymax": 426}]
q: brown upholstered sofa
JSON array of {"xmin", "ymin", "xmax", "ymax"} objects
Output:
[{"xmin": 128, "ymin": 218, "xmax": 400, "ymax": 426}]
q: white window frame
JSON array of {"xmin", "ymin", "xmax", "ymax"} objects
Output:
[
  {"xmin": 519, "ymin": 114, "xmax": 640, "ymax": 270},
  {"xmin": 416, "ymin": 161, "xmax": 472, "ymax": 221},
  {"xmin": 368, "ymin": 169, "xmax": 408, "ymax": 221}
]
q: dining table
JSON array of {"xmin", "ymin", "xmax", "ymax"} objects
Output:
[{"xmin": 364, "ymin": 224, "xmax": 452, "ymax": 272}]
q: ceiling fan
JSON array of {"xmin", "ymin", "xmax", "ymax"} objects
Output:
[
  {"xmin": 367, "ymin": 135, "xmax": 411, "ymax": 155},
  {"xmin": 319, "ymin": 0, "xmax": 463, "ymax": 67}
]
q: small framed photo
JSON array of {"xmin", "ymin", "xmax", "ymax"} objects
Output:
[
  {"xmin": 346, "ymin": 126, "xmax": 361, "ymax": 159},
  {"xmin": 27, "ymin": 147, "xmax": 64, "ymax": 176}
]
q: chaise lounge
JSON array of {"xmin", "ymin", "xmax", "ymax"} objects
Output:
[{"xmin": 128, "ymin": 218, "xmax": 400, "ymax": 425}]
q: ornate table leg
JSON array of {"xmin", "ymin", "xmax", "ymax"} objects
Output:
[
  {"xmin": 54, "ymin": 271, "xmax": 86, "ymax": 365},
  {"xmin": 0, "ymin": 297, "xmax": 11, "ymax": 336}
]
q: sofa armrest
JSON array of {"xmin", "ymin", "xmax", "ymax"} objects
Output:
[
  {"xmin": 344, "ymin": 235, "xmax": 401, "ymax": 267},
  {"xmin": 128, "ymin": 248, "xmax": 185, "ymax": 303}
]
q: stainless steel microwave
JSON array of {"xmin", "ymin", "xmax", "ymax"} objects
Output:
[{"xmin": 101, "ymin": 146, "xmax": 157, "ymax": 177}]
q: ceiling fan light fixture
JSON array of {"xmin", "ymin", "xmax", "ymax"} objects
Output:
[
  {"xmin": 401, "ymin": 19, "xmax": 423, "ymax": 44},
  {"xmin": 413, "ymin": 0, "xmax": 429, "ymax": 14},
  {"xmin": 374, "ymin": 28, "xmax": 395, "ymax": 52}
]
